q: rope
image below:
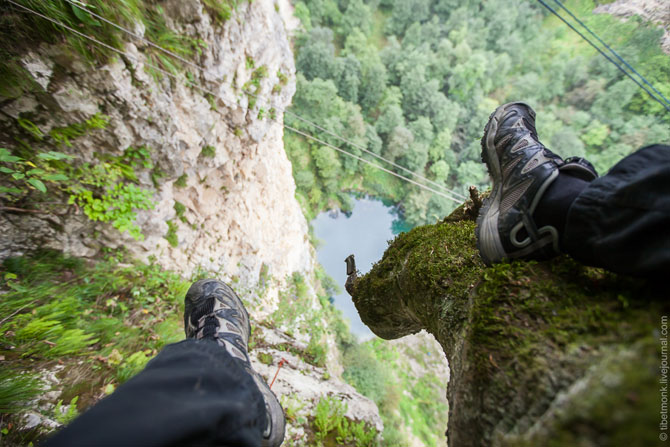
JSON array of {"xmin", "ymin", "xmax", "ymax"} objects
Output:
[
  {"xmin": 551, "ymin": 0, "xmax": 670, "ymax": 109},
  {"xmin": 5, "ymin": 0, "xmax": 464, "ymax": 204},
  {"xmin": 284, "ymin": 125, "xmax": 462, "ymax": 202},
  {"xmin": 536, "ymin": 0, "xmax": 670, "ymax": 113},
  {"xmin": 58, "ymin": 0, "xmax": 467, "ymax": 200}
]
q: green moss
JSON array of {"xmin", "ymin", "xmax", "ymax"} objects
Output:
[
  {"xmin": 174, "ymin": 174, "xmax": 188, "ymax": 188},
  {"xmin": 351, "ymin": 219, "xmax": 482, "ymax": 343},
  {"xmin": 173, "ymin": 201, "xmax": 187, "ymax": 223},
  {"xmin": 164, "ymin": 220, "xmax": 178, "ymax": 247},
  {"xmin": 200, "ymin": 145, "xmax": 216, "ymax": 158},
  {"xmin": 470, "ymin": 257, "xmax": 652, "ymax": 380},
  {"xmin": 350, "ymin": 201, "xmax": 661, "ymax": 446},
  {"xmin": 258, "ymin": 352, "xmax": 273, "ymax": 365}
]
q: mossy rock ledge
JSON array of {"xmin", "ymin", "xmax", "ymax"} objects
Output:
[{"xmin": 346, "ymin": 198, "xmax": 666, "ymax": 447}]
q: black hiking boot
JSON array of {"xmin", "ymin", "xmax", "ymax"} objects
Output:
[
  {"xmin": 475, "ymin": 102, "xmax": 597, "ymax": 265},
  {"xmin": 184, "ymin": 279, "xmax": 285, "ymax": 447}
]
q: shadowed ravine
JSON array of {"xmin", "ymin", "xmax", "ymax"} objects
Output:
[{"xmin": 346, "ymin": 191, "xmax": 666, "ymax": 447}]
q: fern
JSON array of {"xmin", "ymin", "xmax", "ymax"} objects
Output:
[{"xmin": 53, "ymin": 396, "xmax": 79, "ymax": 425}]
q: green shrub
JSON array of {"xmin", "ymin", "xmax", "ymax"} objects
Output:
[
  {"xmin": 1, "ymin": 249, "xmax": 188, "ymax": 407},
  {"xmin": 1, "ymin": 117, "xmax": 155, "ymax": 241},
  {"xmin": 116, "ymin": 350, "xmax": 151, "ymax": 383},
  {"xmin": 312, "ymin": 396, "xmax": 377, "ymax": 447}
]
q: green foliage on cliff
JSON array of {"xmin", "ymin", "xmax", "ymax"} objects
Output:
[
  {"xmin": 0, "ymin": 115, "xmax": 155, "ymax": 240},
  {"xmin": 0, "ymin": 0, "xmax": 242, "ymax": 98},
  {"xmin": 0, "ymin": 250, "xmax": 189, "ymax": 443},
  {"xmin": 312, "ymin": 396, "xmax": 378, "ymax": 447},
  {"xmin": 341, "ymin": 338, "xmax": 448, "ymax": 447},
  {"xmin": 287, "ymin": 0, "xmax": 670, "ymax": 227}
]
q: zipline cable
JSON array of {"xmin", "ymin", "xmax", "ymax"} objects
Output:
[
  {"xmin": 551, "ymin": 0, "xmax": 670, "ymax": 109},
  {"xmin": 536, "ymin": 0, "xmax": 670, "ymax": 113},
  {"xmin": 57, "ymin": 0, "xmax": 468, "ymax": 201},
  {"xmin": 5, "ymin": 0, "xmax": 464, "ymax": 204}
]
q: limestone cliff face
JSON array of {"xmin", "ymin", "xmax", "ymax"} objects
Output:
[
  {"xmin": 0, "ymin": 0, "xmax": 310, "ymax": 287},
  {"xmin": 595, "ymin": 0, "xmax": 670, "ymax": 54},
  {"xmin": 1, "ymin": 1, "xmax": 384, "ymax": 440}
]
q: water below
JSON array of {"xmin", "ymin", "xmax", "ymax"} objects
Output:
[{"xmin": 312, "ymin": 198, "xmax": 403, "ymax": 340}]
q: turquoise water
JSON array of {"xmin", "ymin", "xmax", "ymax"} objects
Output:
[{"xmin": 312, "ymin": 198, "xmax": 403, "ymax": 340}]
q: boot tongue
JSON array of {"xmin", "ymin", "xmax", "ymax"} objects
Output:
[
  {"xmin": 190, "ymin": 296, "xmax": 215, "ymax": 323},
  {"xmin": 190, "ymin": 297, "xmax": 219, "ymax": 339}
]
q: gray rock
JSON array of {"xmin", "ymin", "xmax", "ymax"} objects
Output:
[{"xmin": 21, "ymin": 52, "xmax": 54, "ymax": 91}]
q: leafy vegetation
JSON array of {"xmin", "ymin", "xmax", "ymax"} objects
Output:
[
  {"xmin": 0, "ymin": 0, "xmax": 244, "ymax": 98},
  {"xmin": 165, "ymin": 220, "xmax": 179, "ymax": 247},
  {"xmin": 53, "ymin": 396, "xmax": 79, "ymax": 426},
  {"xmin": 340, "ymin": 338, "xmax": 447, "ymax": 447},
  {"xmin": 0, "ymin": 115, "xmax": 155, "ymax": 240},
  {"xmin": 0, "ymin": 369, "xmax": 43, "ymax": 414},
  {"xmin": 0, "ymin": 250, "xmax": 190, "ymax": 443},
  {"xmin": 268, "ymin": 271, "xmax": 345, "ymax": 368},
  {"xmin": 312, "ymin": 395, "xmax": 378, "ymax": 447},
  {"xmin": 287, "ymin": 0, "xmax": 670, "ymax": 227}
]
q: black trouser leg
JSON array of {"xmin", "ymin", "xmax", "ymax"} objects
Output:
[
  {"xmin": 43, "ymin": 339, "xmax": 266, "ymax": 447},
  {"xmin": 562, "ymin": 144, "xmax": 670, "ymax": 277}
]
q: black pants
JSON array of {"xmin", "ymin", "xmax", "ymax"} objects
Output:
[
  {"xmin": 44, "ymin": 145, "xmax": 669, "ymax": 447},
  {"xmin": 43, "ymin": 339, "xmax": 266, "ymax": 447},
  {"xmin": 564, "ymin": 144, "xmax": 670, "ymax": 277}
]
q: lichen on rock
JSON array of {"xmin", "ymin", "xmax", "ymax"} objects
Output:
[{"xmin": 348, "ymin": 194, "xmax": 666, "ymax": 447}]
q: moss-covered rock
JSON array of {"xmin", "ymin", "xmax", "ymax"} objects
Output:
[{"xmin": 347, "ymin": 199, "xmax": 666, "ymax": 447}]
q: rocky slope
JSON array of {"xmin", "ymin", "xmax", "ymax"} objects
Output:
[{"xmin": 595, "ymin": 0, "xmax": 670, "ymax": 54}]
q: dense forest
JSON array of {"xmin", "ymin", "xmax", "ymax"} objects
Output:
[{"xmin": 285, "ymin": 0, "xmax": 670, "ymax": 228}]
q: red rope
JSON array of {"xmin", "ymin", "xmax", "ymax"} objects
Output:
[{"xmin": 269, "ymin": 358, "xmax": 287, "ymax": 389}]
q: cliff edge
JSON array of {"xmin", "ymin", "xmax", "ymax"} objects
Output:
[{"xmin": 348, "ymin": 192, "xmax": 666, "ymax": 447}]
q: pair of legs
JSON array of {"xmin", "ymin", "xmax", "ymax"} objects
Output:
[{"xmin": 44, "ymin": 102, "xmax": 668, "ymax": 447}]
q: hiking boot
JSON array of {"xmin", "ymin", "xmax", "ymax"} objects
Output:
[
  {"xmin": 184, "ymin": 279, "xmax": 285, "ymax": 447},
  {"xmin": 475, "ymin": 102, "xmax": 597, "ymax": 265}
]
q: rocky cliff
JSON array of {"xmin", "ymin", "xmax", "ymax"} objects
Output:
[
  {"xmin": 347, "ymin": 194, "xmax": 666, "ymax": 447},
  {"xmin": 0, "ymin": 0, "xmax": 383, "ymax": 443},
  {"xmin": 1, "ymin": 0, "xmax": 309, "ymax": 287},
  {"xmin": 595, "ymin": 0, "xmax": 670, "ymax": 54}
]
